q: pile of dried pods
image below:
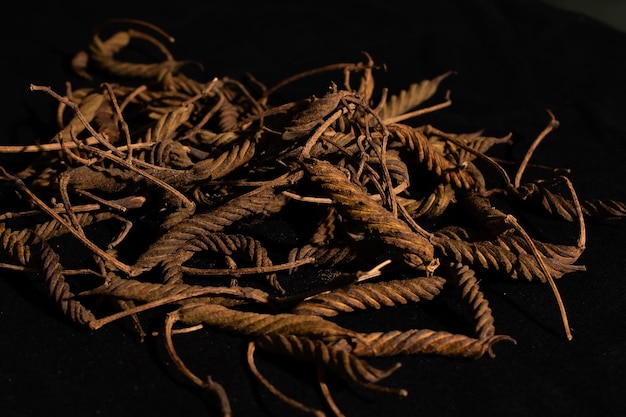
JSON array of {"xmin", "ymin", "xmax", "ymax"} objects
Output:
[{"xmin": 2, "ymin": 19, "xmax": 625, "ymax": 417}]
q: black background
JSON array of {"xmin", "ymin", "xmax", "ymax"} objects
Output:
[{"xmin": 1, "ymin": 1, "xmax": 625, "ymax": 416}]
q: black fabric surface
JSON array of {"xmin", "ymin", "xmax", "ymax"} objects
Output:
[{"xmin": 2, "ymin": 1, "xmax": 625, "ymax": 416}]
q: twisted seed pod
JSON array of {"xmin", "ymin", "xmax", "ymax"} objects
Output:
[
  {"xmin": 461, "ymin": 191, "xmax": 514, "ymax": 236},
  {"xmin": 255, "ymin": 334, "xmax": 401, "ymax": 386},
  {"xmin": 433, "ymin": 233, "xmax": 583, "ymax": 281},
  {"xmin": 446, "ymin": 262, "xmax": 495, "ymax": 340},
  {"xmin": 64, "ymin": 136, "xmax": 256, "ymax": 202},
  {"xmin": 158, "ymin": 206, "xmax": 196, "ymax": 232},
  {"xmin": 173, "ymin": 303, "xmax": 360, "ymax": 342},
  {"xmin": 291, "ymin": 276, "xmax": 446, "ymax": 317},
  {"xmin": 185, "ymin": 138, "xmax": 256, "ymax": 189},
  {"xmin": 149, "ymin": 105, "xmax": 194, "ymax": 145},
  {"xmin": 380, "ymin": 72, "xmax": 452, "ymax": 120},
  {"xmin": 302, "ymin": 158, "xmax": 436, "ymax": 271},
  {"xmin": 0, "ymin": 223, "xmax": 31, "ymax": 265},
  {"xmin": 389, "ymin": 124, "xmax": 476, "ymax": 189},
  {"xmin": 217, "ymin": 90, "xmax": 245, "ymax": 132},
  {"xmin": 86, "ymin": 273, "xmax": 269, "ymax": 306},
  {"xmin": 282, "ymin": 90, "xmax": 349, "ymax": 141},
  {"xmin": 87, "ymin": 30, "xmax": 186, "ymax": 80},
  {"xmin": 161, "ymin": 232, "xmax": 281, "ymax": 292},
  {"xmin": 519, "ymin": 182, "xmax": 626, "ymax": 220},
  {"xmin": 30, "ymin": 212, "xmax": 117, "ymax": 243},
  {"xmin": 426, "ymin": 128, "xmax": 512, "ymax": 166},
  {"xmin": 0, "ymin": 212, "xmax": 117, "ymax": 266},
  {"xmin": 160, "ymin": 71, "xmax": 207, "ymax": 96},
  {"xmin": 137, "ymin": 88, "xmax": 195, "ymax": 116},
  {"xmin": 39, "ymin": 242, "xmax": 96, "ymax": 326},
  {"xmin": 495, "ymin": 236, "xmax": 586, "ymax": 281},
  {"xmin": 150, "ymin": 139, "xmax": 194, "ymax": 169},
  {"xmin": 350, "ymin": 329, "xmax": 511, "ymax": 359},
  {"xmin": 194, "ymin": 130, "xmax": 241, "ymax": 149},
  {"xmin": 499, "ymin": 234, "xmax": 584, "ymax": 267},
  {"xmin": 398, "ymin": 182, "xmax": 455, "ymax": 219},
  {"xmin": 133, "ymin": 186, "xmax": 287, "ymax": 272},
  {"xmin": 459, "ymin": 131, "xmax": 512, "ymax": 157},
  {"xmin": 288, "ymin": 243, "xmax": 358, "ymax": 269},
  {"xmin": 366, "ymin": 148, "xmax": 410, "ymax": 190},
  {"xmin": 437, "ymin": 222, "xmax": 581, "ymax": 272},
  {"xmin": 308, "ymin": 206, "xmax": 337, "ymax": 247}
]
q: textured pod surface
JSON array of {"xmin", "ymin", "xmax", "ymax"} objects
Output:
[
  {"xmin": 174, "ymin": 303, "xmax": 360, "ymax": 342},
  {"xmin": 292, "ymin": 276, "xmax": 446, "ymax": 317},
  {"xmin": 302, "ymin": 158, "xmax": 437, "ymax": 271}
]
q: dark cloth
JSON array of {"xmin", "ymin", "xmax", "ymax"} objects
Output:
[{"xmin": 1, "ymin": 1, "xmax": 625, "ymax": 416}]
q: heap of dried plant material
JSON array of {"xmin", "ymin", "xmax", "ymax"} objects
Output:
[{"xmin": 2, "ymin": 19, "xmax": 626, "ymax": 417}]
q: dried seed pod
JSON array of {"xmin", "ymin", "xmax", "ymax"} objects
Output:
[
  {"xmin": 389, "ymin": 124, "xmax": 477, "ymax": 189},
  {"xmin": 282, "ymin": 90, "xmax": 350, "ymax": 141},
  {"xmin": 461, "ymin": 190, "xmax": 514, "ymax": 237},
  {"xmin": 81, "ymin": 273, "xmax": 270, "ymax": 307},
  {"xmin": 288, "ymin": 242, "xmax": 359, "ymax": 270},
  {"xmin": 161, "ymin": 231, "xmax": 283, "ymax": 293},
  {"xmin": 254, "ymin": 333, "xmax": 403, "ymax": 391},
  {"xmin": 86, "ymin": 24, "xmax": 187, "ymax": 80},
  {"xmin": 518, "ymin": 181, "xmax": 626, "ymax": 220},
  {"xmin": 350, "ymin": 329, "xmax": 514, "ymax": 359},
  {"xmin": 38, "ymin": 242, "xmax": 96, "ymax": 327},
  {"xmin": 302, "ymin": 158, "xmax": 437, "ymax": 272},
  {"xmin": 132, "ymin": 184, "xmax": 288, "ymax": 274},
  {"xmin": 172, "ymin": 303, "xmax": 361, "ymax": 342},
  {"xmin": 398, "ymin": 182, "xmax": 455, "ymax": 219},
  {"xmin": 0, "ymin": 223, "xmax": 31, "ymax": 265},
  {"xmin": 445, "ymin": 262, "xmax": 496, "ymax": 340},
  {"xmin": 380, "ymin": 71, "xmax": 453, "ymax": 121},
  {"xmin": 291, "ymin": 276, "xmax": 445, "ymax": 317},
  {"xmin": 432, "ymin": 232, "xmax": 584, "ymax": 281}
]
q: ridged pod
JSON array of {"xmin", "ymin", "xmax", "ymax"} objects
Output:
[
  {"xmin": 292, "ymin": 276, "xmax": 445, "ymax": 317},
  {"xmin": 302, "ymin": 158, "xmax": 437, "ymax": 271}
]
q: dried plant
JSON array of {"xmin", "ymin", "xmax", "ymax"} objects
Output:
[{"xmin": 1, "ymin": 19, "xmax": 624, "ymax": 417}]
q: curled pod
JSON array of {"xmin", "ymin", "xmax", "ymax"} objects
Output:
[{"xmin": 255, "ymin": 333, "xmax": 402, "ymax": 388}]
